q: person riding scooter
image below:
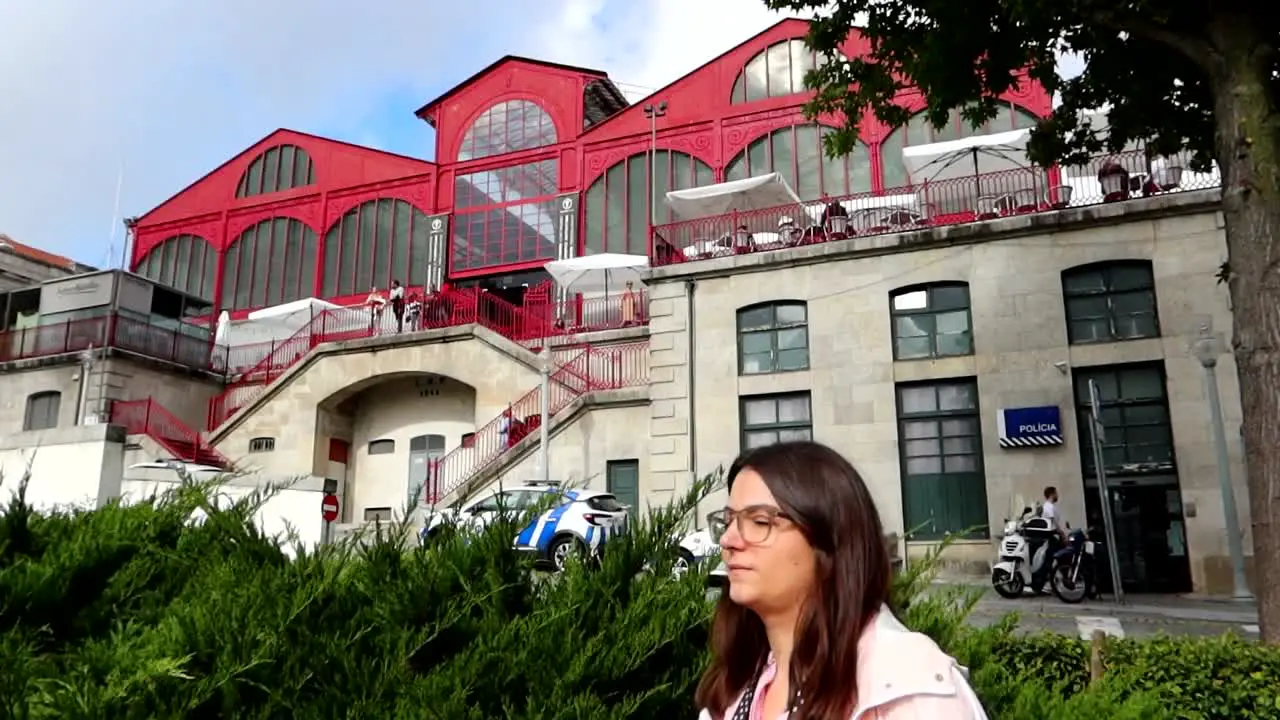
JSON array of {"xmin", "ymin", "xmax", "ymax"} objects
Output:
[{"xmin": 1032, "ymin": 486, "xmax": 1070, "ymax": 593}]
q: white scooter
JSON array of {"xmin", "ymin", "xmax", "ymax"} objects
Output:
[{"xmin": 990, "ymin": 506, "xmax": 1057, "ymax": 598}]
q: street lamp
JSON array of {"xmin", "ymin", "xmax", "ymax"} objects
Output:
[
  {"xmin": 643, "ymin": 102, "xmax": 668, "ymax": 227},
  {"xmin": 1189, "ymin": 320, "xmax": 1253, "ymax": 599}
]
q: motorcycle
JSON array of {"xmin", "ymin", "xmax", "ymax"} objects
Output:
[
  {"xmin": 1050, "ymin": 527, "xmax": 1101, "ymax": 603},
  {"xmin": 990, "ymin": 506, "xmax": 1058, "ymax": 598}
]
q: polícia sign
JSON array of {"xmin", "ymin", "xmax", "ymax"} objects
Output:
[{"xmin": 997, "ymin": 406, "xmax": 1064, "ymax": 448}]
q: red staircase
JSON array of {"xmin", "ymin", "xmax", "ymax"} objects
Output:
[
  {"xmin": 111, "ymin": 398, "xmax": 230, "ymax": 468},
  {"xmin": 206, "ymin": 287, "xmax": 531, "ymax": 429},
  {"xmin": 422, "ymin": 340, "xmax": 649, "ymax": 504}
]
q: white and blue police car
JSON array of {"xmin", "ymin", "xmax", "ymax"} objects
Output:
[{"xmin": 420, "ymin": 481, "xmax": 629, "ymax": 570}]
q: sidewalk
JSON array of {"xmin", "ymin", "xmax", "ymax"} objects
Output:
[{"xmin": 931, "ymin": 579, "xmax": 1260, "ymax": 625}]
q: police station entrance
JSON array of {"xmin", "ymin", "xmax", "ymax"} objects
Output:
[{"xmin": 1073, "ymin": 363, "xmax": 1192, "ymax": 594}]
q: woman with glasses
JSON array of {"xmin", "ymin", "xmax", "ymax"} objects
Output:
[{"xmin": 695, "ymin": 441, "xmax": 987, "ymax": 720}]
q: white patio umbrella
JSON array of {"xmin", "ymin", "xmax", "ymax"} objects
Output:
[
  {"xmin": 544, "ymin": 253, "xmax": 649, "ymax": 293},
  {"xmin": 664, "ymin": 172, "xmax": 803, "ymax": 220},
  {"xmin": 902, "ymin": 128, "xmax": 1032, "ymax": 195}
]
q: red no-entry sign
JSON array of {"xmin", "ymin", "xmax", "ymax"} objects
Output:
[{"xmin": 321, "ymin": 493, "xmax": 340, "ymax": 523}]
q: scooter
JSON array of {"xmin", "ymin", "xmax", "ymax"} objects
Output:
[
  {"xmin": 990, "ymin": 506, "xmax": 1057, "ymax": 598},
  {"xmin": 1050, "ymin": 527, "xmax": 1101, "ymax": 603}
]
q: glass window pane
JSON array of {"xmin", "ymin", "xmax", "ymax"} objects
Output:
[
  {"xmin": 777, "ymin": 395, "xmax": 810, "ymax": 423},
  {"xmin": 739, "ymin": 306, "xmax": 774, "ymax": 331},
  {"xmin": 748, "ymin": 137, "xmax": 769, "ymax": 178},
  {"xmin": 1067, "ymin": 296, "xmax": 1108, "ymax": 319},
  {"xmin": 944, "ymin": 455, "xmax": 978, "ymax": 473},
  {"xmin": 896, "ymin": 337, "xmax": 933, "ymax": 360},
  {"xmin": 741, "ymin": 352, "xmax": 773, "ymax": 375},
  {"xmin": 1063, "ymin": 270, "xmax": 1106, "ymax": 294},
  {"xmin": 938, "ymin": 383, "xmax": 977, "ymax": 411},
  {"xmin": 895, "ymin": 315, "xmax": 931, "ymax": 339},
  {"xmin": 776, "ymin": 327, "xmax": 807, "ymax": 350},
  {"xmin": 375, "ymin": 199, "xmax": 395, "ymax": 288},
  {"xmin": 357, "ymin": 203, "xmax": 377, "ymax": 291},
  {"xmin": 1115, "ymin": 314, "xmax": 1158, "ymax": 339},
  {"xmin": 893, "ymin": 290, "xmax": 928, "ymax": 311},
  {"xmin": 283, "ymin": 221, "xmax": 303, "ymax": 302},
  {"xmin": 771, "ymin": 129, "xmax": 799, "ymax": 197},
  {"xmin": 261, "ymin": 147, "xmax": 280, "ymax": 193},
  {"xmin": 584, "ymin": 178, "xmax": 606, "ymax": 254},
  {"xmin": 743, "ymin": 399, "xmax": 778, "ymax": 426},
  {"xmin": 745, "ymin": 430, "xmax": 778, "ymax": 449},
  {"xmin": 766, "ymin": 42, "xmax": 793, "ymax": 96},
  {"xmin": 906, "ymin": 457, "xmax": 942, "ymax": 474},
  {"xmin": 775, "ymin": 303, "xmax": 806, "ymax": 325},
  {"xmin": 934, "ymin": 310, "xmax": 970, "ymax": 334},
  {"xmin": 777, "ymin": 347, "xmax": 809, "ymax": 371},
  {"xmin": 899, "ymin": 386, "xmax": 937, "ymax": 414},
  {"xmin": 942, "ymin": 437, "xmax": 976, "ymax": 454},
  {"xmin": 391, "ymin": 201, "xmax": 411, "ymax": 286},
  {"xmin": 740, "ymin": 331, "xmax": 773, "ymax": 354},
  {"xmin": 1109, "ymin": 264, "xmax": 1153, "ymax": 291},
  {"xmin": 338, "ymin": 213, "xmax": 358, "ymax": 296},
  {"xmin": 221, "ymin": 244, "xmax": 240, "ymax": 307},
  {"xmin": 1110, "ymin": 291, "xmax": 1154, "ymax": 315},
  {"xmin": 931, "ymin": 285, "xmax": 969, "ymax": 310},
  {"xmin": 744, "ymin": 55, "xmax": 768, "ymax": 102},
  {"xmin": 235, "ymin": 232, "xmax": 254, "ymax": 309},
  {"xmin": 1124, "ymin": 404, "xmax": 1167, "ymax": 424},
  {"xmin": 792, "ymin": 126, "xmax": 821, "ymax": 201},
  {"xmin": 936, "ymin": 331, "xmax": 973, "ymax": 357},
  {"xmin": 626, "ymin": 158, "xmax": 647, "ymax": 251},
  {"xmin": 904, "ymin": 438, "xmax": 941, "ymax": 457},
  {"xmin": 278, "ymin": 146, "xmax": 296, "ymax": 188},
  {"xmin": 1069, "ymin": 319, "xmax": 1110, "ymax": 343},
  {"xmin": 941, "ymin": 418, "xmax": 974, "ymax": 436},
  {"xmin": 322, "ymin": 226, "xmax": 341, "ymax": 297},
  {"xmin": 778, "ymin": 428, "xmax": 812, "ymax": 443},
  {"xmin": 1120, "ymin": 369, "xmax": 1164, "ymax": 399},
  {"xmin": 902, "ymin": 420, "xmax": 938, "ymax": 439}
]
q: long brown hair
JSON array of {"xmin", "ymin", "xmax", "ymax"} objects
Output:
[{"xmin": 694, "ymin": 441, "xmax": 892, "ymax": 720}]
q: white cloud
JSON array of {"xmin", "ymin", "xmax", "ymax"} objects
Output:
[{"xmin": 0, "ymin": 0, "xmax": 797, "ymax": 265}]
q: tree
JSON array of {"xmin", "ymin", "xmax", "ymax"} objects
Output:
[{"xmin": 766, "ymin": 0, "xmax": 1280, "ymax": 642}]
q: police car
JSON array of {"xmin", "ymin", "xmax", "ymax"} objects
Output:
[{"xmin": 420, "ymin": 481, "xmax": 629, "ymax": 570}]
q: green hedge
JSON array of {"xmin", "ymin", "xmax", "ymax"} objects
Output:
[{"xmin": 0, "ymin": 472, "xmax": 1276, "ymax": 719}]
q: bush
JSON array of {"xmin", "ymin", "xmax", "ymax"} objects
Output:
[{"xmin": 0, "ymin": 470, "xmax": 1276, "ymax": 719}]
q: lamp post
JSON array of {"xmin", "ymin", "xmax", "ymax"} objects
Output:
[
  {"xmin": 538, "ymin": 345, "xmax": 551, "ymax": 486},
  {"xmin": 1189, "ymin": 320, "xmax": 1253, "ymax": 599},
  {"xmin": 643, "ymin": 102, "xmax": 668, "ymax": 227}
]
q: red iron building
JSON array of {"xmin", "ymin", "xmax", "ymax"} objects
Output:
[{"xmin": 129, "ymin": 18, "xmax": 1051, "ymax": 315}]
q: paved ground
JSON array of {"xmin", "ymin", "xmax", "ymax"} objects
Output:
[{"xmin": 964, "ymin": 587, "xmax": 1260, "ymax": 640}]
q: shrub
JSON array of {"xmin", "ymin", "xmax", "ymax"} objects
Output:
[{"xmin": 0, "ymin": 470, "xmax": 1275, "ymax": 719}]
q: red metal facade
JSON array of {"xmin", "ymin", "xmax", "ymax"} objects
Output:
[{"xmin": 131, "ymin": 18, "xmax": 1052, "ymax": 315}]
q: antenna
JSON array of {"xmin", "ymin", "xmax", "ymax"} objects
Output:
[{"xmin": 105, "ymin": 162, "xmax": 124, "ymax": 269}]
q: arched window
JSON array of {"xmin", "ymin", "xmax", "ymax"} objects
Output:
[
  {"xmin": 731, "ymin": 39, "xmax": 839, "ymax": 104},
  {"xmin": 136, "ymin": 233, "xmax": 217, "ymax": 301},
  {"xmin": 725, "ymin": 124, "xmax": 872, "ymax": 201},
  {"xmin": 583, "ymin": 150, "xmax": 714, "ymax": 255},
  {"xmin": 889, "ymin": 283, "xmax": 973, "ymax": 360},
  {"xmin": 221, "ymin": 217, "xmax": 318, "ymax": 311},
  {"xmin": 235, "ymin": 144, "xmax": 316, "ymax": 198},
  {"xmin": 24, "ymin": 391, "xmax": 61, "ymax": 431},
  {"xmin": 457, "ymin": 100, "xmax": 558, "ymax": 161},
  {"xmin": 880, "ymin": 104, "xmax": 1040, "ymax": 189},
  {"xmin": 322, "ymin": 199, "xmax": 431, "ymax": 297},
  {"xmin": 737, "ymin": 301, "xmax": 809, "ymax": 375}
]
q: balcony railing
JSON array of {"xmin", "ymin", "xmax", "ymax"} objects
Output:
[
  {"xmin": 650, "ymin": 150, "xmax": 1221, "ymax": 267},
  {"xmin": 0, "ymin": 314, "xmax": 218, "ymax": 370},
  {"xmin": 111, "ymin": 398, "xmax": 231, "ymax": 468}
]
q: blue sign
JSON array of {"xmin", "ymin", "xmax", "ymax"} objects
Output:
[{"xmin": 998, "ymin": 406, "xmax": 1064, "ymax": 448}]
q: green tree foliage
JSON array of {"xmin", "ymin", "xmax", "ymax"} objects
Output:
[
  {"xmin": 0, "ymin": 471, "xmax": 1276, "ymax": 718},
  {"xmin": 764, "ymin": 0, "xmax": 1280, "ymax": 644}
]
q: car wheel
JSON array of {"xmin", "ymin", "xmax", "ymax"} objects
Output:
[
  {"xmin": 549, "ymin": 535, "xmax": 585, "ymax": 571},
  {"xmin": 672, "ymin": 549, "xmax": 697, "ymax": 579}
]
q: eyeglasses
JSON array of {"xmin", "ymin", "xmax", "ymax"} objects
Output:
[{"xmin": 706, "ymin": 506, "xmax": 791, "ymax": 545}]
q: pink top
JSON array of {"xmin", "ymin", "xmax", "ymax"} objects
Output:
[{"xmin": 700, "ymin": 606, "xmax": 988, "ymax": 720}]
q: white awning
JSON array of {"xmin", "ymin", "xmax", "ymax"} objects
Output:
[{"xmin": 664, "ymin": 172, "xmax": 803, "ymax": 221}]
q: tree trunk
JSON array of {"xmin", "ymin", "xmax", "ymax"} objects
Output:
[{"xmin": 1206, "ymin": 17, "xmax": 1280, "ymax": 644}]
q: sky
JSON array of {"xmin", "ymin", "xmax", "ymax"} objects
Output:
[{"xmin": 0, "ymin": 0, "xmax": 806, "ymax": 268}]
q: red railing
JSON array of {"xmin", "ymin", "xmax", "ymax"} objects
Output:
[
  {"xmin": 0, "ymin": 313, "xmax": 219, "ymax": 370},
  {"xmin": 650, "ymin": 149, "xmax": 1220, "ymax": 266},
  {"xmin": 422, "ymin": 340, "xmax": 650, "ymax": 504},
  {"xmin": 514, "ymin": 291, "xmax": 650, "ymax": 341},
  {"xmin": 111, "ymin": 398, "xmax": 231, "ymax": 468},
  {"xmin": 206, "ymin": 287, "xmax": 530, "ymax": 429}
]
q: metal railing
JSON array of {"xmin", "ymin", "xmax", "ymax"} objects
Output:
[
  {"xmin": 111, "ymin": 398, "xmax": 230, "ymax": 467},
  {"xmin": 0, "ymin": 314, "xmax": 218, "ymax": 370},
  {"xmin": 421, "ymin": 340, "xmax": 650, "ymax": 505},
  {"xmin": 650, "ymin": 150, "xmax": 1220, "ymax": 266}
]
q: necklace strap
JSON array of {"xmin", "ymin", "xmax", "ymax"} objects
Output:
[{"xmin": 730, "ymin": 664, "xmax": 801, "ymax": 720}]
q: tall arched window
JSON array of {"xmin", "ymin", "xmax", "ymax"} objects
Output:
[
  {"xmin": 322, "ymin": 199, "xmax": 431, "ymax": 297},
  {"xmin": 221, "ymin": 218, "xmax": 317, "ymax": 311},
  {"xmin": 730, "ymin": 39, "xmax": 840, "ymax": 104},
  {"xmin": 880, "ymin": 104, "xmax": 1040, "ymax": 189},
  {"xmin": 136, "ymin": 233, "xmax": 217, "ymax": 301},
  {"xmin": 235, "ymin": 144, "xmax": 316, "ymax": 198},
  {"xmin": 457, "ymin": 100, "xmax": 558, "ymax": 161},
  {"xmin": 583, "ymin": 150, "xmax": 714, "ymax": 255},
  {"xmin": 725, "ymin": 124, "xmax": 872, "ymax": 201}
]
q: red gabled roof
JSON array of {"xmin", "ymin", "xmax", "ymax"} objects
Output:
[
  {"xmin": 414, "ymin": 55, "xmax": 612, "ymax": 125},
  {"xmin": 134, "ymin": 128, "xmax": 436, "ymax": 226},
  {"xmin": 579, "ymin": 17, "xmax": 811, "ymax": 138},
  {"xmin": 0, "ymin": 233, "xmax": 84, "ymax": 271}
]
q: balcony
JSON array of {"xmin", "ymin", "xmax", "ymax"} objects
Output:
[
  {"xmin": 650, "ymin": 150, "xmax": 1220, "ymax": 267},
  {"xmin": 0, "ymin": 313, "xmax": 219, "ymax": 371}
]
